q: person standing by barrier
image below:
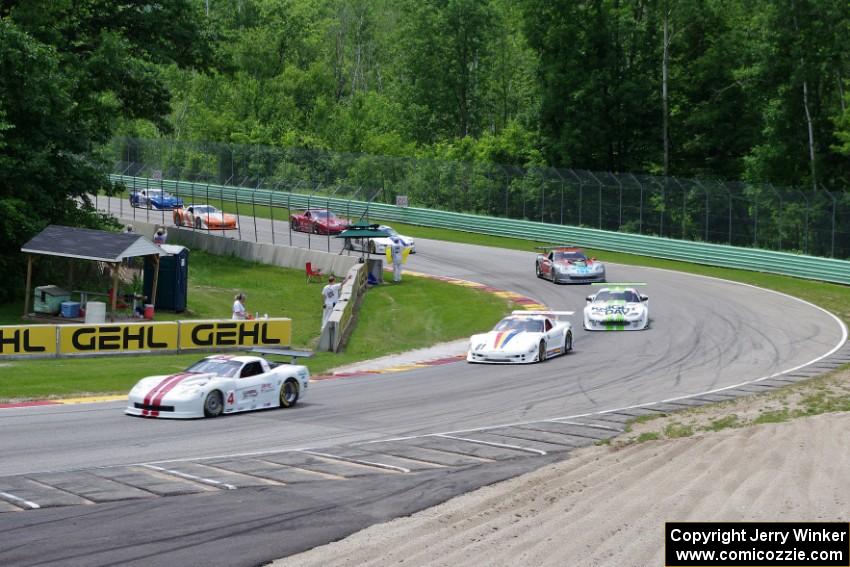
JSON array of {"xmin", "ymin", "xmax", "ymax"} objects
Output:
[
  {"xmin": 232, "ymin": 293, "xmax": 252, "ymax": 320},
  {"xmin": 390, "ymin": 236, "xmax": 404, "ymax": 282},
  {"xmin": 153, "ymin": 226, "xmax": 167, "ymax": 245},
  {"xmin": 321, "ymin": 275, "xmax": 343, "ymax": 329}
]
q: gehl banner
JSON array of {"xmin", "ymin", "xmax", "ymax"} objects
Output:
[{"xmin": 0, "ymin": 319, "xmax": 291, "ymax": 358}]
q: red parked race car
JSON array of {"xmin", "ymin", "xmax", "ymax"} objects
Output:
[
  {"xmin": 289, "ymin": 209, "xmax": 350, "ymax": 234},
  {"xmin": 535, "ymin": 246, "xmax": 606, "ymax": 284}
]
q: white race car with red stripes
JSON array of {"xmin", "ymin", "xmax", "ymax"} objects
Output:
[
  {"xmin": 125, "ymin": 355, "xmax": 310, "ymax": 419},
  {"xmin": 467, "ymin": 311, "xmax": 574, "ymax": 364}
]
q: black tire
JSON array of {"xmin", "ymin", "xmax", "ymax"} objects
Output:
[
  {"xmin": 564, "ymin": 331, "xmax": 573, "ymax": 354},
  {"xmin": 279, "ymin": 379, "xmax": 300, "ymax": 408},
  {"xmin": 535, "ymin": 262, "xmax": 542, "ymax": 279},
  {"xmin": 194, "ymin": 217, "xmax": 202, "ymax": 229},
  {"xmin": 173, "ymin": 212, "xmax": 180, "ymax": 226},
  {"xmin": 537, "ymin": 340, "xmax": 547, "ymax": 363},
  {"xmin": 369, "ymin": 241, "xmax": 376, "ymax": 254},
  {"xmin": 203, "ymin": 391, "xmax": 224, "ymax": 418}
]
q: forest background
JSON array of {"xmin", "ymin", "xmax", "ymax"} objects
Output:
[{"xmin": 2, "ymin": 0, "xmax": 850, "ymax": 299}]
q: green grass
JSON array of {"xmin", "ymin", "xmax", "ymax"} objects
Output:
[
  {"xmin": 663, "ymin": 421, "xmax": 694, "ymax": 438},
  {"xmin": 703, "ymin": 414, "xmax": 741, "ymax": 432},
  {"xmin": 633, "ymin": 412, "xmax": 668, "ymax": 424},
  {"xmin": 0, "ymin": 252, "xmax": 512, "ymax": 401},
  {"xmin": 752, "ymin": 409, "xmax": 793, "ymax": 424},
  {"xmin": 636, "ymin": 432, "xmax": 660, "ymax": 443}
]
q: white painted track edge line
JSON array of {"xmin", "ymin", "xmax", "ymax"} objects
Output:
[
  {"xmin": 0, "ymin": 491, "xmax": 40, "ymax": 509},
  {"xmin": 300, "ymin": 450, "xmax": 410, "ymax": 473},
  {"xmin": 547, "ymin": 419, "xmax": 623, "ymax": 432},
  {"xmin": 436, "ymin": 434, "xmax": 547, "ymax": 456},
  {"xmin": 142, "ymin": 464, "xmax": 237, "ymax": 490}
]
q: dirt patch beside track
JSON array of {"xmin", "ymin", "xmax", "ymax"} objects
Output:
[{"xmin": 273, "ymin": 366, "xmax": 850, "ymax": 567}]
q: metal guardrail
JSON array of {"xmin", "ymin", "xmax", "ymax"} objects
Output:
[{"xmin": 110, "ymin": 175, "xmax": 850, "ymax": 286}]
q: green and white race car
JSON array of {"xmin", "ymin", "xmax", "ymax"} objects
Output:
[{"xmin": 583, "ymin": 285, "xmax": 649, "ymax": 331}]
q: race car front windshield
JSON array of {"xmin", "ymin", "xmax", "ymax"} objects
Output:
[
  {"xmin": 147, "ymin": 191, "xmax": 163, "ymax": 198},
  {"xmin": 186, "ymin": 359, "xmax": 243, "ymax": 377},
  {"xmin": 595, "ymin": 290, "xmax": 641, "ymax": 303},
  {"xmin": 192, "ymin": 205, "xmax": 215, "ymax": 214},
  {"xmin": 553, "ymin": 250, "xmax": 586, "ymax": 261},
  {"xmin": 311, "ymin": 210, "xmax": 332, "ymax": 219},
  {"xmin": 494, "ymin": 318, "xmax": 545, "ymax": 333}
]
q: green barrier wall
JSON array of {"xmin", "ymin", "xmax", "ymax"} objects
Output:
[{"xmin": 111, "ymin": 175, "xmax": 850, "ymax": 286}]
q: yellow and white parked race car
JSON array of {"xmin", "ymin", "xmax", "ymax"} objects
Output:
[{"xmin": 467, "ymin": 311, "xmax": 574, "ymax": 364}]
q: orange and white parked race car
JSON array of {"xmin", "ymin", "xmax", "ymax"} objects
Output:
[{"xmin": 173, "ymin": 204, "xmax": 238, "ymax": 230}]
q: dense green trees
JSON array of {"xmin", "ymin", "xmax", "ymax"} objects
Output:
[
  {"xmin": 2, "ymin": 0, "xmax": 849, "ymax": 300},
  {"xmin": 0, "ymin": 1, "xmax": 208, "ymax": 300},
  {"xmin": 127, "ymin": 0, "xmax": 847, "ymax": 189}
]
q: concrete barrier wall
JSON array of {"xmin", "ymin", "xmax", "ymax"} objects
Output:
[
  {"xmin": 130, "ymin": 221, "xmax": 358, "ymax": 276},
  {"xmin": 318, "ymin": 263, "xmax": 368, "ymax": 352}
]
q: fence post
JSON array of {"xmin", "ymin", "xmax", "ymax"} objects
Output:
[
  {"xmin": 269, "ymin": 188, "xmax": 275, "ymax": 246},
  {"xmin": 145, "ymin": 176, "xmax": 150, "ymax": 225},
  {"xmin": 588, "ymin": 171, "xmax": 603, "ymax": 229},
  {"xmin": 615, "ymin": 174, "xmax": 623, "ymax": 229},
  {"xmin": 766, "ymin": 183, "xmax": 782, "ymax": 250},
  {"xmin": 795, "ymin": 188, "xmax": 809, "ymax": 254},
  {"xmin": 672, "ymin": 177, "xmax": 686, "ymax": 239},
  {"xmin": 234, "ymin": 177, "xmax": 245, "ymax": 241},
  {"xmin": 717, "ymin": 181, "xmax": 732, "ymax": 245},
  {"xmin": 540, "ymin": 169, "xmax": 545, "ymax": 224},
  {"xmin": 694, "ymin": 179, "xmax": 710, "ymax": 242},
  {"xmin": 638, "ymin": 175, "xmax": 644, "ymax": 234},
  {"xmin": 821, "ymin": 185, "xmax": 836, "ymax": 257}
]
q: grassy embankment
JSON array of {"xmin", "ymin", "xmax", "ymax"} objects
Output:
[{"xmin": 0, "ymin": 250, "xmax": 513, "ymax": 401}]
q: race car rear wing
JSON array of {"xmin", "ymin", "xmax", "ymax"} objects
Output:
[
  {"xmin": 534, "ymin": 245, "xmax": 577, "ymax": 251},
  {"xmin": 512, "ymin": 310, "xmax": 574, "ymax": 322}
]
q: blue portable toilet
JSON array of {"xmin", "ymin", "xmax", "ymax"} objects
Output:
[{"xmin": 143, "ymin": 245, "xmax": 189, "ymax": 312}]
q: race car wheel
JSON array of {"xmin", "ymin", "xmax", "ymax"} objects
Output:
[
  {"xmin": 173, "ymin": 212, "xmax": 180, "ymax": 225},
  {"xmin": 535, "ymin": 262, "xmax": 542, "ymax": 279},
  {"xmin": 564, "ymin": 331, "xmax": 573, "ymax": 354},
  {"xmin": 369, "ymin": 241, "xmax": 376, "ymax": 254},
  {"xmin": 203, "ymin": 391, "xmax": 224, "ymax": 418},
  {"xmin": 537, "ymin": 340, "xmax": 547, "ymax": 363},
  {"xmin": 194, "ymin": 218, "xmax": 202, "ymax": 229},
  {"xmin": 279, "ymin": 379, "xmax": 300, "ymax": 408}
]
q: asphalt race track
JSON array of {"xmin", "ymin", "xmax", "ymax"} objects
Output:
[{"xmin": 0, "ymin": 197, "xmax": 845, "ymax": 566}]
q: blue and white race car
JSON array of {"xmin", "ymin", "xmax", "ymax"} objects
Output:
[
  {"xmin": 467, "ymin": 311, "xmax": 574, "ymax": 364},
  {"xmin": 535, "ymin": 246, "xmax": 606, "ymax": 284},
  {"xmin": 129, "ymin": 189, "xmax": 184, "ymax": 210},
  {"xmin": 583, "ymin": 285, "xmax": 649, "ymax": 331}
]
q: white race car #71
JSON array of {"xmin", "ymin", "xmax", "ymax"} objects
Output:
[
  {"xmin": 467, "ymin": 311, "xmax": 574, "ymax": 364},
  {"xmin": 125, "ymin": 354, "xmax": 310, "ymax": 419}
]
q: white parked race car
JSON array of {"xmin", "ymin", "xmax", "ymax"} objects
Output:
[
  {"xmin": 583, "ymin": 285, "xmax": 649, "ymax": 331},
  {"xmin": 346, "ymin": 225, "xmax": 416, "ymax": 254},
  {"xmin": 125, "ymin": 355, "xmax": 310, "ymax": 419},
  {"xmin": 467, "ymin": 311, "xmax": 574, "ymax": 364}
]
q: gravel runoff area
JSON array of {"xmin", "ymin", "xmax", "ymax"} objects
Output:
[{"xmin": 273, "ymin": 366, "xmax": 850, "ymax": 567}]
